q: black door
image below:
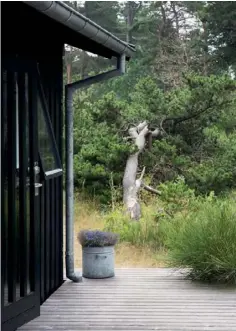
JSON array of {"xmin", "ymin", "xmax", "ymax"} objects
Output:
[{"xmin": 1, "ymin": 57, "xmax": 41, "ymax": 331}]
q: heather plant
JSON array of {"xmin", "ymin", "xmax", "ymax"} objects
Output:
[{"xmin": 78, "ymin": 229, "xmax": 119, "ymax": 247}]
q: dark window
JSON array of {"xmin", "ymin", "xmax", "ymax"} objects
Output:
[{"xmin": 37, "ymin": 72, "xmax": 62, "ymax": 180}]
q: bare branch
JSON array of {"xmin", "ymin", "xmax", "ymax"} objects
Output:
[
  {"xmin": 128, "ymin": 127, "xmax": 139, "ymax": 139},
  {"xmin": 141, "ymin": 183, "xmax": 161, "ymax": 195},
  {"xmin": 135, "ymin": 167, "xmax": 146, "ymax": 191},
  {"xmin": 137, "ymin": 121, "xmax": 148, "ymax": 132},
  {"xmin": 123, "ymin": 136, "xmax": 133, "ymax": 141},
  {"xmin": 160, "ymin": 117, "xmax": 168, "ymax": 135},
  {"xmin": 136, "ymin": 125, "xmax": 149, "ymax": 151},
  {"xmin": 151, "ymin": 128, "xmax": 161, "ymax": 137},
  {"xmin": 139, "ymin": 167, "xmax": 146, "ymax": 182},
  {"xmin": 119, "ymin": 123, "xmax": 137, "ymax": 133},
  {"xmin": 162, "ymin": 95, "xmax": 214, "ymax": 129},
  {"xmin": 128, "ymin": 121, "xmax": 149, "ymax": 140}
]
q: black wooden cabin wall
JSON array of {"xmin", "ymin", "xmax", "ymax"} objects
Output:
[
  {"xmin": 38, "ymin": 57, "xmax": 64, "ymax": 303},
  {"xmin": 2, "ymin": 1, "xmax": 64, "ymax": 308}
]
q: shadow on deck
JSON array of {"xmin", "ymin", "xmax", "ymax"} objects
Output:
[{"xmin": 19, "ymin": 268, "xmax": 236, "ymax": 331}]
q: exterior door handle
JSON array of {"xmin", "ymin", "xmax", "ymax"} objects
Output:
[
  {"xmin": 34, "ymin": 183, "xmax": 43, "ymax": 188},
  {"xmin": 34, "ymin": 163, "xmax": 42, "ymax": 196}
]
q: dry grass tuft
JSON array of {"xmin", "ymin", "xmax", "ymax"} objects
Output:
[{"xmin": 73, "ymin": 197, "xmax": 166, "ymax": 268}]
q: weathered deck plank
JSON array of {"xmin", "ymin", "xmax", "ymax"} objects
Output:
[{"xmin": 19, "ymin": 268, "xmax": 236, "ymax": 331}]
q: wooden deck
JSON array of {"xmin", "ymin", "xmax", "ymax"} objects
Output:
[{"xmin": 19, "ymin": 268, "xmax": 236, "ymax": 331}]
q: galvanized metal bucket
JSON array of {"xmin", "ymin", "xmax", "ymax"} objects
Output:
[{"xmin": 82, "ymin": 246, "xmax": 115, "ymax": 279}]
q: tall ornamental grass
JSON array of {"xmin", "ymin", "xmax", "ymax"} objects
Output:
[{"xmin": 160, "ymin": 199, "xmax": 236, "ymax": 284}]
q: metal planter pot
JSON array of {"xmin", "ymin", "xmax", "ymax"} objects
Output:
[{"xmin": 82, "ymin": 246, "xmax": 115, "ymax": 279}]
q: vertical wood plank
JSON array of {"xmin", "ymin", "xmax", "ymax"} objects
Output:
[
  {"xmin": 50, "ymin": 79, "xmax": 56, "ymax": 292},
  {"xmin": 28, "ymin": 69, "xmax": 39, "ymax": 294},
  {"xmin": 58, "ymin": 53, "xmax": 64, "ymax": 284},
  {"xmin": 7, "ymin": 70, "xmax": 17, "ymax": 303},
  {"xmin": 1, "ymin": 69, "xmax": 7, "ymax": 306},
  {"xmin": 45, "ymin": 181, "xmax": 50, "ymax": 297},
  {"xmin": 54, "ymin": 72, "xmax": 60, "ymax": 287},
  {"xmin": 40, "ymin": 184, "xmax": 45, "ymax": 304},
  {"xmin": 18, "ymin": 72, "xmax": 28, "ymax": 297}
]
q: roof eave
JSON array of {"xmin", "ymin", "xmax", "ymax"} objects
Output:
[{"xmin": 23, "ymin": 1, "xmax": 135, "ymax": 59}]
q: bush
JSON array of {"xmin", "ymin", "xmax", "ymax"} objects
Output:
[
  {"xmin": 160, "ymin": 198, "xmax": 236, "ymax": 284},
  {"xmin": 158, "ymin": 176, "xmax": 195, "ymax": 214},
  {"xmin": 78, "ymin": 230, "xmax": 119, "ymax": 247},
  {"xmin": 104, "ymin": 204, "xmax": 162, "ymax": 250}
]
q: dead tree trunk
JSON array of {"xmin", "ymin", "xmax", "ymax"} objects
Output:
[{"xmin": 123, "ymin": 121, "xmax": 161, "ymax": 220}]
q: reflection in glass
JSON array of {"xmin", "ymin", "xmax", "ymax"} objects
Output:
[
  {"xmin": 2, "ymin": 69, "xmax": 9, "ymax": 306},
  {"xmin": 26, "ymin": 188, "xmax": 31, "ymax": 294},
  {"xmin": 23, "ymin": 73, "xmax": 31, "ymax": 295},
  {"xmin": 38, "ymin": 96, "xmax": 57, "ymax": 173},
  {"xmin": 16, "ymin": 187, "xmax": 21, "ymax": 301},
  {"xmin": 16, "ymin": 78, "xmax": 21, "ymax": 301},
  {"xmin": 16, "ymin": 73, "xmax": 31, "ymax": 299}
]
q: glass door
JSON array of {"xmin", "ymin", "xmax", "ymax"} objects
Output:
[{"xmin": 1, "ymin": 57, "xmax": 40, "ymax": 331}]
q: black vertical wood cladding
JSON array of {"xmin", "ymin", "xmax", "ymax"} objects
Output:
[
  {"xmin": 1, "ymin": 70, "xmax": 6, "ymax": 308},
  {"xmin": 57, "ymin": 54, "xmax": 64, "ymax": 285},
  {"xmin": 39, "ymin": 53, "xmax": 64, "ymax": 303},
  {"xmin": 1, "ymin": 69, "xmax": 10, "ymax": 308},
  {"xmin": 18, "ymin": 72, "xmax": 28, "ymax": 297},
  {"xmin": 2, "ymin": 59, "xmax": 40, "ymax": 331},
  {"xmin": 55, "ymin": 68, "xmax": 63, "ymax": 287},
  {"xmin": 28, "ymin": 70, "xmax": 38, "ymax": 294},
  {"xmin": 50, "ymin": 83, "xmax": 56, "ymax": 292},
  {"xmin": 44, "ymin": 181, "xmax": 50, "ymax": 300},
  {"xmin": 1, "ymin": 52, "xmax": 64, "ymax": 311},
  {"xmin": 2, "ymin": 2, "xmax": 64, "ymax": 330},
  {"xmin": 7, "ymin": 71, "xmax": 17, "ymax": 303},
  {"xmin": 40, "ymin": 184, "xmax": 45, "ymax": 303}
]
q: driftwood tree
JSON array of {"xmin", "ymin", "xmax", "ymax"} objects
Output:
[
  {"xmin": 123, "ymin": 121, "xmax": 162, "ymax": 220},
  {"xmin": 122, "ymin": 89, "xmax": 224, "ymax": 220}
]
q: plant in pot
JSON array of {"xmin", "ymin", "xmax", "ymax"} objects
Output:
[{"xmin": 78, "ymin": 230, "xmax": 119, "ymax": 279}]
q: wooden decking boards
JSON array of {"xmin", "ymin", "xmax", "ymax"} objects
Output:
[{"xmin": 19, "ymin": 268, "xmax": 236, "ymax": 331}]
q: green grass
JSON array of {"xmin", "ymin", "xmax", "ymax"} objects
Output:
[
  {"xmin": 73, "ymin": 185, "xmax": 236, "ymax": 278},
  {"xmin": 73, "ymin": 195, "xmax": 166, "ymax": 267},
  {"xmin": 104, "ymin": 203, "xmax": 162, "ymax": 250}
]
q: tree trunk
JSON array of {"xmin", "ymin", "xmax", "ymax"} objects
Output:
[
  {"xmin": 171, "ymin": 2, "xmax": 180, "ymax": 37},
  {"xmin": 126, "ymin": 1, "xmax": 132, "ymax": 44},
  {"xmin": 122, "ymin": 122, "xmax": 161, "ymax": 220},
  {"xmin": 202, "ymin": 21, "xmax": 209, "ymax": 76},
  {"xmin": 123, "ymin": 152, "xmax": 141, "ymax": 220},
  {"xmin": 125, "ymin": 1, "xmax": 142, "ymax": 44}
]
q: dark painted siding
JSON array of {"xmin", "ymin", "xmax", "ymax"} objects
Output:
[
  {"xmin": 38, "ymin": 57, "xmax": 64, "ymax": 303},
  {"xmin": 2, "ymin": 0, "xmax": 64, "ymax": 320}
]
